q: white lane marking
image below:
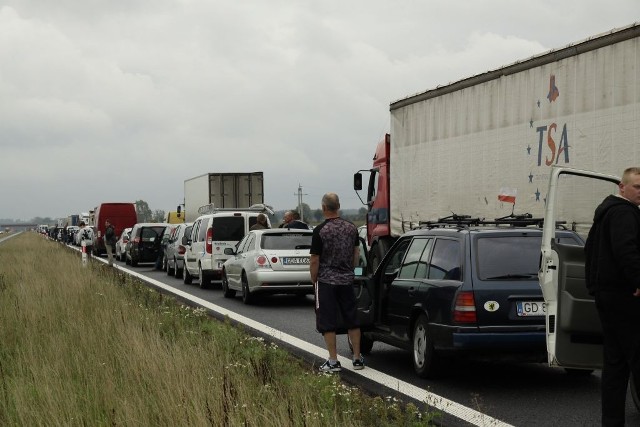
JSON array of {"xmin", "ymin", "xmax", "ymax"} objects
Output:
[{"xmin": 92, "ymin": 253, "xmax": 514, "ymax": 427}]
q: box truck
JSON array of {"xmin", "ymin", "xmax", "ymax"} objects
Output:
[
  {"xmin": 181, "ymin": 172, "xmax": 264, "ymax": 222},
  {"xmin": 355, "ymin": 23, "xmax": 640, "ymax": 269}
]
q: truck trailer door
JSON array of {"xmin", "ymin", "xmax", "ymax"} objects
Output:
[{"xmin": 539, "ymin": 166, "xmax": 619, "ymax": 370}]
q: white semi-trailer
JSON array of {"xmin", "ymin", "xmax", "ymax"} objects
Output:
[{"xmin": 355, "ymin": 23, "xmax": 640, "ymax": 267}]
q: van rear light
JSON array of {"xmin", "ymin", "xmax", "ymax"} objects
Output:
[
  {"xmin": 453, "ymin": 291, "xmax": 477, "ymax": 323},
  {"xmin": 206, "ymin": 228, "xmax": 213, "ymax": 254},
  {"xmin": 178, "ymin": 245, "xmax": 186, "ymax": 255}
]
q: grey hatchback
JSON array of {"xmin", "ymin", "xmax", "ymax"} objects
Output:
[{"xmin": 353, "ymin": 216, "xmax": 584, "ymax": 378}]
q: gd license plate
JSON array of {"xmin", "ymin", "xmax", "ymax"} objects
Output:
[
  {"xmin": 282, "ymin": 257, "xmax": 310, "ymax": 265},
  {"xmin": 516, "ymin": 301, "xmax": 546, "ymax": 317}
]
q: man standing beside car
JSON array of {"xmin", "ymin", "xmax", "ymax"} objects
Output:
[
  {"xmin": 310, "ymin": 192, "xmax": 364, "ymax": 373},
  {"xmin": 585, "ymin": 166, "xmax": 640, "ymax": 427},
  {"xmin": 104, "ymin": 220, "xmax": 117, "ymax": 266}
]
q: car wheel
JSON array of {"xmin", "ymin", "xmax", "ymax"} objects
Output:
[
  {"xmin": 412, "ymin": 314, "xmax": 444, "ymax": 378},
  {"xmin": 348, "ymin": 335, "xmax": 374, "ymax": 355},
  {"xmin": 125, "ymin": 254, "xmax": 131, "ymax": 265},
  {"xmin": 222, "ymin": 270, "xmax": 236, "ymax": 298},
  {"xmin": 241, "ymin": 274, "xmax": 253, "ymax": 305},
  {"xmin": 176, "ymin": 263, "xmax": 184, "ymax": 280},
  {"xmin": 183, "ymin": 266, "xmax": 193, "ymax": 284},
  {"xmin": 131, "ymin": 257, "xmax": 138, "ymax": 267},
  {"xmin": 166, "ymin": 257, "xmax": 175, "ymax": 276},
  {"xmin": 199, "ymin": 266, "xmax": 211, "ymax": 289}
]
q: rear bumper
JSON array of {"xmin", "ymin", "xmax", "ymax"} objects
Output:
[
  {"xmin": 452, "ymin": 331, "xmax": 545, "ymax": 349},
  {"xmin": 247, "ymin": 270, "xmax": 314, "ymax": 294}
]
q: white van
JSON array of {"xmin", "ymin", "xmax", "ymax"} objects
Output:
[{"xmin": 182, "ymin": 205, "xmax": 272, "ymax": 288}]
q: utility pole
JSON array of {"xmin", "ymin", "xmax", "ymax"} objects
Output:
[{"xmin": 293, "ymin": 184, "xmax": 308, "ymax": 222}]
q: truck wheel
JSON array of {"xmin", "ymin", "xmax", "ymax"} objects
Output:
[
  {"xmin": 199, "ymin": 266, "xmax": 211, "ymax": 289},
  {"xmin": 241, "ymin": 275, "xmax": 253, "ymax": 305},
  {"xmin": 183, "ymin": 267, "xmax": 193, "ymax": 284},
  {"xmin": 412, "ymin": 314, "xmax": 444, "ymax": 378},
  {"xmin": 222, "ymin": 270, "xmax": 236, "ymax": 298}
]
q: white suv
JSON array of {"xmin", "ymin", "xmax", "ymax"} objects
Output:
[{"xmin": 182, "ymin": 205, "xmax": 272, "ymax": 288}]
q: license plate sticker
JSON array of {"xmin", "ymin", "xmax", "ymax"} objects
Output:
[
  {"xmin": 516, "ymin": 301, "xmax": 546, "ymax": 317},
  {"xmin": 282, "ymin": 257, "xmax": 310, "ymax": 265}
]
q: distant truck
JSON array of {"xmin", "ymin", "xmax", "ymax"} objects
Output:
[
  {"xmin": 355, "ymin": 23, "xmax": 640, "ymax": 269},
  {"xmin": 66, "ymin": 214, "xmax": 80, "ymax": 227},
  {"xmin": 92, "ymin": 203, "xmax": 138, "ymax": 256},
  {"xmin": 166, "ymin": 211, "xmax": 185, "ymax": 224},
  {"xmin": 181, "ymin": 172, "xmax": 264, "ymax": 222}
]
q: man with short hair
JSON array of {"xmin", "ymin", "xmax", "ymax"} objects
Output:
[
  {"xmin": 585, "ymin": 166, "xmax": 640, "ymax": 426},
  {"xmin": 280, "ymin": 210, "xmax": 309, "ymax": 230},
  {"xmin": 310, "ymin": 192, "xmax": 364, "ymax": 372}
]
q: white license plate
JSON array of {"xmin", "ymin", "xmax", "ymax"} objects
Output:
[
  {"xmin": 282, "ymin": 257, "xmax": 310, "ymax": 265},
  {"xmin": 516, "ymin": 301, "xmax": 546, "ymax": 317}
]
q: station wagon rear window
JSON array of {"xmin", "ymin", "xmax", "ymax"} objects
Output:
[
  {"xmin": 261, "ymin": 233, "xmax": 312, "ymax": 250},
  {"xmin": 476, "ymin": 236, "xmax": 541, "ymax": 280}
]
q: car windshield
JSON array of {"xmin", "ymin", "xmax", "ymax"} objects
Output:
[
  {"xmin": 261, "ymin": 233, "xmax": 312, "ymax": 250},
  {"xmin": 476, "ymin": 235, "xmax": 541, "ymax": 280}
]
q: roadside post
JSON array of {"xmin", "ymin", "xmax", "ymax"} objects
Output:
[{"xmin": 81, "ymin": 241, "xmax": 88, "ymax": 267}]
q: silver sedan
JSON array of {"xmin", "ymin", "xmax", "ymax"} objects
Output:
[{"xmin": 221, "ymin": 229, "xmax": 314, "ymax": 304}]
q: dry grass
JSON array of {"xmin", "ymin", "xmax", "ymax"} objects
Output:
[{"xmin": 0, "ymin": 233, "xmax": 435, "ymax": 426}]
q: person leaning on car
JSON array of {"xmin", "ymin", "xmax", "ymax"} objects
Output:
[{"xmin": 585, "ymin": 166, "xmax": 640, "ymax": 427}]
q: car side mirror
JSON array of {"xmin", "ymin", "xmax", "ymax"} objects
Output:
[{"xmin": 181, "ymin": 235, "xmax": 190, "ymax": 245}]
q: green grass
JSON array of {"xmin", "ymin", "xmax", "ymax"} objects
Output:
[{"xmin": 0, "ymin": 233, "xmax": 438, "ymax": 426}]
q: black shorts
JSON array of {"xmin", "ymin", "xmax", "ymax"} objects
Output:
[{"xmin": 314, "ymin": 281, "xmax": 359, "ymax": 334}]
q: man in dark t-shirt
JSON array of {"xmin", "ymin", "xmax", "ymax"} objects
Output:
[{"xmin": 310, "ymin": 192, "xmax": 364, "ymax": 373}]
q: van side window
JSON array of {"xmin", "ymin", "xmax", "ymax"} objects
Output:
[
  {"xmin": 191, "ymin": 220, "xmax": 201, "ymax": 242},
  {"xmin": 198, "ymin": 218, "xmax": 209, "ymax": 242}
]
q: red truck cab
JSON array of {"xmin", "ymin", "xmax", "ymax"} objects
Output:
[{"xmin": 354, "ymin": 133, "xmax": 394, "ymax": 270}]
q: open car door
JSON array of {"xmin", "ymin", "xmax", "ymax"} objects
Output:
[{"xmin": 539, "ymin": 166, "xmax": 620, "ymax": 370}]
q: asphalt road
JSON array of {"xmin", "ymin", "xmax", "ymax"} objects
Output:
[{"xmin": 64, "ymin": 245, "xmax": 640, "ymax": 426}]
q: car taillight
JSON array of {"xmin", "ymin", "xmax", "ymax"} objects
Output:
[
  {"xmin": 178, "ymin": 245, "xmax": 186, "ymax": 255},
  {"xmin": 453, "ymin": 291, "xmax": 477, "ymax": 323},
  {"xmin": 255, "ymin": 255, "xmax": 271, "ymax": 268},
  {"xmin": 206, "ymin": 228, "xmax": 213, "ymax": 254}
]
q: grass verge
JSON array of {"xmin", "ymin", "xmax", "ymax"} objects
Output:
[{"xmin": 0, "ymin": 233, "xmax": 438, "ymax": 426}]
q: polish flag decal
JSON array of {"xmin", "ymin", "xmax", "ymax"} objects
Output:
[{"xmin": 498, "ymin": 188, "xmax": 517, "ymax": 204}]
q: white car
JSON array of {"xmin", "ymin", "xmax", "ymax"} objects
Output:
[
  {"xmin": 221, "ymin": 229, "xmax": 314, "ymax": 304},
  {"xmin": 115, "ymin": 227, "xmax": 132, "ymax": 261}
]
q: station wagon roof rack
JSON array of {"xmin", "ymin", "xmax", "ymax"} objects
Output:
[
  {"xmin": 197, "ymin": 203, "xmax": 274, "ymax": 216},
  {"xmin": 416, "ymin": 213, "xmax": 567, "ymax": 230}
]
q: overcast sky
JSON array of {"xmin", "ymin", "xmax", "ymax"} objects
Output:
[{"xmin": 1, "ymin": 1, "xmax": 637, "ymax": 221}]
